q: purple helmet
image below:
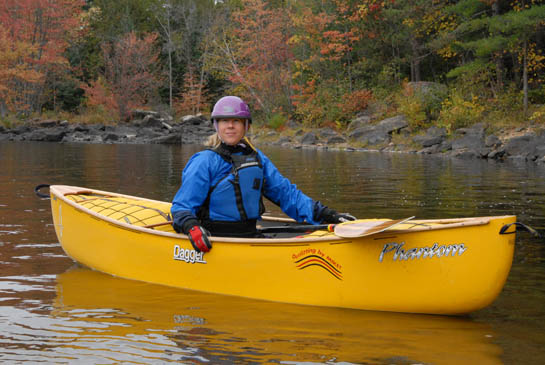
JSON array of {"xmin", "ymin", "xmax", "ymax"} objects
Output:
[{"xmin": 211, "ymin": 96, "xmax": 252, "ymax": 123}]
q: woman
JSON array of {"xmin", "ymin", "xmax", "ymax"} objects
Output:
[{"xmin": 171, "ymin": 96, "xmax": 355, "ymax": 252}]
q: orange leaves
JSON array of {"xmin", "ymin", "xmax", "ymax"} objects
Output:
[
  {"xmin": 82, "ymin": 76, "xmax": 118, "ymax": 115},
  {"xmin": 0, "ymin": 28, "xmax": 44, "ymax": 114},
  {"xmin": 0, "ymin": 0, "xmax": 84, "ymax": 115},
  {"xmin": 85, "ymin": 32, "xmax": 161, "ymax": 120},
  {"xmin": 320, "ymin": 30, "xmax": 357, "ymax": 60},
  {"xmin": 174, "ymin": 69, "xmax": 209, "ymax": 116},
  {"xmin": 339, "ymin": 89, "xmax": 374, "ymax": 115},
  {"xmin": 217, "ymin": 0, "xmax": 293, "ymax": 114}
]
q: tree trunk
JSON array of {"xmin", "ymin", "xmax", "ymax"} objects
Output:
[
  {"xmin": 523, "ymin": 38, "xmax": 528, "ymax": 117},
  {"xmin": 492, "ymin": 0, "xmax": 503, "ymax": 92},
  {"xmin": 410, "ymin": 36, "xmax": 421, "ymax": 82},
  {"xmin": 168, "ymin": 43, "xmax": 173, "ymax": 110},
  {"xmin": 0, "ymin": 100, "xmax": 6, "ymax": 118}
]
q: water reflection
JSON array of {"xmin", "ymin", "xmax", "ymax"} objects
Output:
[
  {"xmin": 1, "ymin": 141, "xmax": 545, "ymax": 363},
  {"xmin": 51, "ymin": 267, "xmax": 502, "ymax": 364}
]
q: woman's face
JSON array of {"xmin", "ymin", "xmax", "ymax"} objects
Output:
[{"xmin": 217, "ymin": 118, "xmax": 247, "ymax": 145}]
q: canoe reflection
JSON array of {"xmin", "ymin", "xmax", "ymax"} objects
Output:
[{"xmin": 54, "ymin": 266, "xmax": 502, "ymax": 364}]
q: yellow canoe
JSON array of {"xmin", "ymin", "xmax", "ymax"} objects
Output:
[{"xmin": 48, "ymin": 185, "xmax": 517, "ymax": 315}]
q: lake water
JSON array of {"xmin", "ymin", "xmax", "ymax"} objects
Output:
[{"xmin": 1, "ymin": 141, "xmax": 544, "ymax": 364}]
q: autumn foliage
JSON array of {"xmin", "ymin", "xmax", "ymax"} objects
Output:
[
  {"xmin": 0, "ymin": 0, "xmax": 84, "ymax": 116},
  {"xmin": 84, "ymin": 32, "xmax": 161, "ymax": 121},
  {"xmin": 1, "ymin": 0, "xmax": 544, "ymax": 127}
]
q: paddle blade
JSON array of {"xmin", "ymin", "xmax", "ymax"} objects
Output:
[{"xmin": 333, "ymin": 217, "xmax": 415, "ymax": 238}]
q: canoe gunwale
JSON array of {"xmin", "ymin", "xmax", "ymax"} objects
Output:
[{"xmin": 50, "ymin": 185, "xmax": 512, "ymax": 244}]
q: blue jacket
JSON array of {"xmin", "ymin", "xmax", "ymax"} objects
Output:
[{"xmin": 171, "ymin": 146, "xmax": 321, "ymax": 230}]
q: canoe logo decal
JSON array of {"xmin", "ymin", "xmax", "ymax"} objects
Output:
[
  {"xmin": 173, "ymin": 245, "xmax": 207, "ymax": 264},
  {"xmin": 292, "ymin": 249, "xmax": 342, "ymax": 280},
  {"xmin": 379, "ymin": 242, "xmax": 467, "ymax": 262}
]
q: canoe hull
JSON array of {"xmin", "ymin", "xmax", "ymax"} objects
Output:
[{"xmin": 49, "ymin": 185, "xmax": 516, "ymax": 315}]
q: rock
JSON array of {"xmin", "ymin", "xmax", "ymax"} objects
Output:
[
  {"xmin": 25, "ymin": 127, "xmax": 66, "ymax": 142},
  {"xmin": 421, "ymin": 135, "xmax": 445, "ymax": 148},
  {"xmin": 277, "ymin": 136, "xmax": 291, "ymax": 144},
  {"xmin": 103, "ymin": 133, "xmax": 119, "ymax": 142},
  {"xmin": 36, "ymin": 119, "xmax": 59, "ymax": 128},
  {"xmin": 413, "ymin": 126, "xmax": 447, "ymax": 148},
  {"xmin": 454, "ymin": 150, "xmax": 480, "ymax": 159},
  {"xmin": 376, "ymin": 115, "xmax": 408, "ymax": 134},
  {"xmin": 318, "ymin": 127, "xmax": 338, "ymax": 138},
  {"xmin": 364, "ymin": 130, "xmax": 390, "ymax": 145},
  {"xmin": 348, "ymin": 125, "xmax": 375, "ymax": 139},
  {"xmin": 485, "ymin": 134, "xmax": 502, "ymax": 148},
  {"xmin": 131, "ymin": 109, "xmax": 160, "ymax": 120},
  {"xmin": 348, "ymin": 121, "xmax": 394, "ymax": 145},
  {"xmin": 503, "ymin": 132, "xmax": 545, "ymax": 161},
  {"xmin": 151, "ymin": 133, "xmax": 181, "ymax": 144},
  {"xmin": 503, "ymin": 133, "xmax": 537, "ymax": 159},
  {"xmin": 141, "ymin": 114, "xmax": 164, "ymax": 128},
  {"xmin": 72, "ymin": 124, "xmax": 90, "ymax": 133},
  {"xmin": 451, "ymin": 135, "xmax": 484, "ymax": 151},
  {"xmin": 25, "ymin": 130, "xmax": 46, "ymax": 141},
  {"xmin": 488, "ymin": 148, "xmax": 506, "ymax": 160},
  {"xmin": 419, "ymin": 145, "xmax": 442, "ymax": 154},
  {"xmin": 327, "ymin": 135, "xmax": 346, "ymax": 145},
  {"xmin": 182, "ymin": 114, "xmax": 208, "ymax": 125},
  {"xmin": 347, "ymin": 115, "xmax": 371, "ymax": 131},
  {"xmin": 455, "ymin": 123, "xmax": 486, "ymax": 139},
  {"xmin": 451, "ymin": 123, "xmax": 487, "ymax": 157},
  {"xmin": 536, "ymin": 144, "xmax": 545, "ymax": 160},
  {"xmin": 439, "ymin": 140, "xmax": 452, "ymax": 151},
  {"xmin": 44, "ymin": 127, "xmax": 67, "ymax": 142},
  {"xmin": 0, "ymin": 125, "xmax": 5, "ymax": 133},
  {"xmin": 62, "ymin": 131, "xmax": 86, "ymax": 143},
  {"xmin": 301, "ymin": 132, "xmax": 317, "ymax": 145},
  {"xmin": 113, "ymin": 125, "xmax": 139, "ymax": 136},
  {"xmin": 138, "ymin": 128, "xmax": 163, "ymax": 140},
  {"xmin": 12, "ymin": 125, "xmax": 31, "ymax": 135},
  {"xmin": 349, "ymin": 125, "xmax": 390, "ymax": 145}
]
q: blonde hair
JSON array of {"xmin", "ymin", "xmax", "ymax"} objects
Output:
[
  {"xmin": 205, "ymin": 133, "xmax": 222, "ymax": 148},
  {"xmin": 205, "ymin": 133, "xmax": 257, "ymax": 151}
]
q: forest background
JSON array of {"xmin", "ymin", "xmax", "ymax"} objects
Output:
[{"xmin": 1, "ymin": 0, "xmax": 544, "ymax": 136}]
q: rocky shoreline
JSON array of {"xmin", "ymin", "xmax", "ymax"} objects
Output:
[{"xmin": 1, "ymin": 110, "xmax": 544, "ymax": 166}]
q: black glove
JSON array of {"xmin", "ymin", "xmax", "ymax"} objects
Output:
[{"xmin": 318, "ymin": 207, "xmax": 356, "ymax": 224}]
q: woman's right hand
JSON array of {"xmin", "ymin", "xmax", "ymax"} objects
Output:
[{"xmin": 187, "ymin": 225, "xmax": 212, "ymax": 253}]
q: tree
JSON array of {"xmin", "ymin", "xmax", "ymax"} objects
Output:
[
  {"xmin": 0, "ymin": 0, "xmax": 84, "ymax": 116},
  {"xmin": 174, "ymin": 66, "xmax": 209, "ymax": 115},
  {"xmin": 442, "ymin": 0, "xmax": 545, "ymax": 113},
  {"xmin": 84, "ymin": 32, "xmax": 161, "ymax": 120},
  {"xmin": 152, "ymin": 0, "xmax": 216, "ymax": 111},
  {"xmin": 0, "ymin": 29, "xmax": 42, "ymax": 117},
  {"xmin": 205, "ymin": 0, "xmax": 293, "ymax": 118},
  {"xmin": 488, "ymin": 3, "xmax": 545, "ymax": 114}
]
